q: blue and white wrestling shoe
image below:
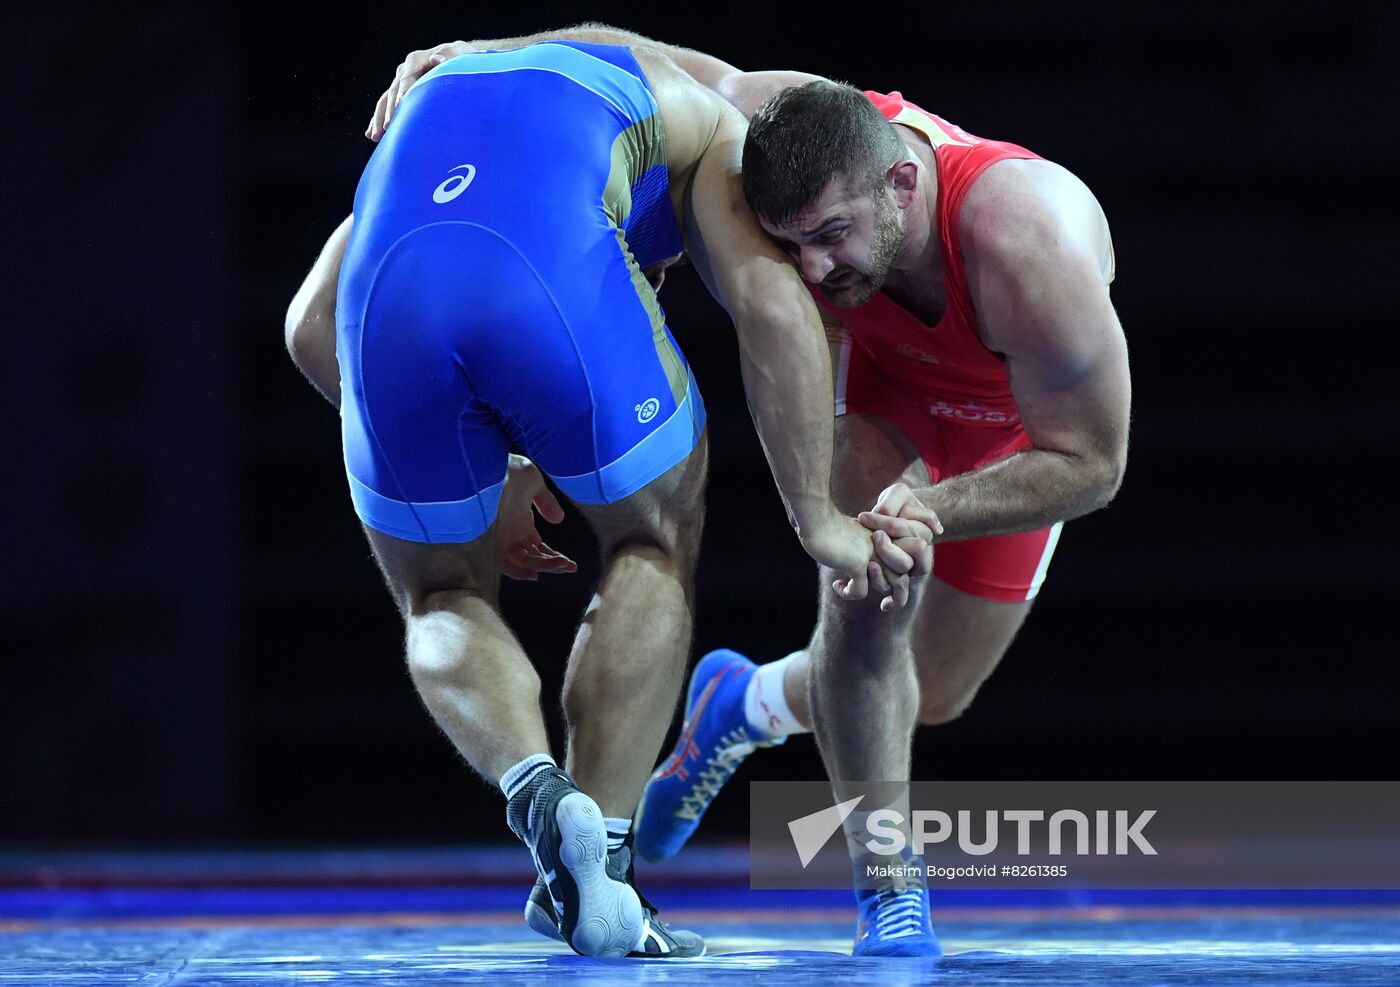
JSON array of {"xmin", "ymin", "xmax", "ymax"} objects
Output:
[
  {"xmin": 852, "ymin": 864, "xmax": 943, "ymax": 958},
  {"xmin": 634, "ymin": 649, "xmax": 784, "ymax": 862}
]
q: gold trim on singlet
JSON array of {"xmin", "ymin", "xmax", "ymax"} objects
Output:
[
  {"xmin": 602, "ymin": 115, "xmax": 666, "ymax": 228},
  {"xmin": 886, "ymin": 105, "xmax": 972, "ymax": 149},
  {"xmin": 602, "ymin": 115, "xmax": 687, "ymax": 405}
]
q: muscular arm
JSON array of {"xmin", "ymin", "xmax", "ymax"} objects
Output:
[
  {"xmin": 479, "ymin": 25, "xmax": 827, "ymax": 118},
  {"xmin": 284, "ymin": 215, "xmax": 350, "ymax": 408},
  {"xmin": 503, "ymin": 22, "xmax": 746, "ymax": 90},
  {"xmin": 470, "ymin": 23, "xmax": 827, "ymax": 110},
  {"xmin": 680, "ymin": 103, "xmax": 922, "ymax": 600},
  {"xmin": 683, "ymin": 108, "xmax": 840, "ymax": 536},
  {"xmin": 418, "ymin": 21, "xmax": 744, "ymax": 88},
  {"xmin": 369, "ymin": 27, "xmax": 823, "ymax": 139},
  {"xmin": 370, "ymin": 25, "xmax": 740, "ymax": 140},
  {"xmin": 879, "ymin": 162, "xmax": 1129, "ymax": 540}
]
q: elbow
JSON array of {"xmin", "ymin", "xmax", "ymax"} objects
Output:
[{"xmin": 1087, "ymin": 452, "xmax": 1127, "ymax": 513}]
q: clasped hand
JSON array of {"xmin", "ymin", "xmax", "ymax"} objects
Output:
[{"xmin": 801, "ymin": 484, "xmax": 943, "ymax": 613}]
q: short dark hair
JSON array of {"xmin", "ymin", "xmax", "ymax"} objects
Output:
[{"xmin": 742, "ymin": 81, "xmax": 906, "ymax": 226}]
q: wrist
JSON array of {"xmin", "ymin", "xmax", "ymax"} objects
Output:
[
  {"xmin": 909, "ymin": 485, "xmax": 950, "ymax": 542},
  {"xmin": 791, "ymin": 498, "xmax": 842, "ymax": 541}
]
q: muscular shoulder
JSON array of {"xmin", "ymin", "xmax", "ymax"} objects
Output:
[
  {"xmin": 715, "ymin": 70, "xmax": 830, "ymax": 119},
  {"xmin": 959, "ymin": 158, "xmax": 1114, "ymax": 288},
  {"xmin": 634, "ymin": 47, "xmax": 728, "ymax": 172}
]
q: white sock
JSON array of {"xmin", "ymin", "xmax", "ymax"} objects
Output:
[
  {"xmin": 743, "ymin": 651, "xmax": 810, "ymax": 738},
  {"xmin": 604, "ymin": 816, "xmax": 631, "ymax": 852},
  {"xmin": 499, "ymin": 753, "xmax": 556, "ymax": 801}
]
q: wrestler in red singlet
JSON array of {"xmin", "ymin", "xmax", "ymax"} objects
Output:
[{"xmin": 814, "ymin": 91, "xmax": 1073, "ymax": 603}]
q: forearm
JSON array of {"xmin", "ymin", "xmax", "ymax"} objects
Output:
[
  {"xmin": 468, "ymin": 22, "xmax": 742, "ymax": 88},
  {"xmin": 735, "ymin": 300, "xmax": 841, "ymax": 536},
  {"xmin": 917, "ymin": 447, "xmax": 1122, "ymax": 541},
  {"xmin": 477, "ymin": 27, "xmax": 813, "ymax": 116},
  {"xmin": 679, "ymin": 115, "xmax": 842, "ymax": 540}
]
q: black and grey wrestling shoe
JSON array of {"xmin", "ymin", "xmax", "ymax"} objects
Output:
[
  {"xmin": 506, "ymin": 770, "xmax": 644, "ymax": 957},
  {"xmin": 523, "ymin": 832, "xmax": 706, "ymax": 957}
]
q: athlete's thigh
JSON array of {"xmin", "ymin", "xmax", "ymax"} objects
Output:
[
  {"xmin": 911, "ymin": 575, "xmax": 1033, "ymax": 722},
  {"xmin": 901, "ymin": 426, "xmax": 1058, "ymax": 713},
  {"xmin": 830, "ymin": 412, "xmax": 931, "ymax": 516},
  {"xmin": 363, "ymin": 521, "xmax": 503, "ymax": 617},
  {"xmin": 485, "ymin": 181, "xmax": 706, "ymax": 555},
  {"xmin": 826, "ymin": 327, "xmax": 932, "ymax": 514},
  {"xmin": 569, "ymin": 430, "xmax": 709, "ymax": 560},
  {"xmin": 487, "ymin": 186, "xmax": 704, "ymax": 504},
  {"xmin": 338, "ymin": 228, "xmax": 511, "ymax": 613},
  {"xmin": 832, "ymin": 339, "xmax": 1047, "ymax": 710},
  {"xmin": 475, "ymin": 222, "xmax": 708, "ymax": 561},
  {"xmin": 338, "ymin": 221, "xmax": 519, "ymax": 552},
  {"xmin": 817, "ymin": 340, "xmax": 934, "ymax": 630}
]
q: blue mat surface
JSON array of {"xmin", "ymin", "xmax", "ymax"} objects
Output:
[{"xmin": 2, "ymin": 847, "xmax": 1397, "ymax": 984}]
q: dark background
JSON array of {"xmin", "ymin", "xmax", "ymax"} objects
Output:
[{"xmin": 3, "ymin": 2, "xmax": 1397, "ymax": 849}]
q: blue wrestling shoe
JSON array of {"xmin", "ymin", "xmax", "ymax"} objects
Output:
[
  {"xmin": 852, "ymin": 861, "xmax": 943, "ymax": 958},
  {"xmin": 634, "ymin": 649, "xmax": 784, "ymax": 862},
  {"xmin": 524, "ymin": 833, "xmax": 707, "ymax": 956},
  {"xmin": 506, "ymin": 769, "xmax": 644, "ymax": 957}
]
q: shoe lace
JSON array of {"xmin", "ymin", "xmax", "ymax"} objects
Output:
[
  {"xmin": 676, "ymin": 726, "xmax": 757, "ymax": 821},
  {"xmin": 867, "ymin": 887, "xmax": 927, "ymax": 940}
]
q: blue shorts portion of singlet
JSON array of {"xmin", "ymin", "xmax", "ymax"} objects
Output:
[{"xmin": 336, "ymin": 41, "xmax": 703, "ymax": 543}]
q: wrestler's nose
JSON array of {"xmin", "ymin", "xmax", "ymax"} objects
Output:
[{"xmin": 798, "ymin": 246, "xmax": 835, "ymax": 284}]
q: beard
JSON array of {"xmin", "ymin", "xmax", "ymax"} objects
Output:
[{"xmin": 822, "ymin": 193, "xmax": 903, "ymax": 308}]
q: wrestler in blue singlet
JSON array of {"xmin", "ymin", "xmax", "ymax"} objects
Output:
[{"xmin": 337, "ymin": 42, "xmax": 704, "ymax": 543}]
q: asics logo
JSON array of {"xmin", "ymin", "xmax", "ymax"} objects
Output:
[
  {"xmin": 636, "ymin": 398, "xmax": 660, "ymax": 424},
  {"xmin": 432, "ymin": 164, "xmax": 477, "ymax": 204}
]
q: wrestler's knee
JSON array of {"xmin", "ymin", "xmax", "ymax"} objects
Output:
[
  {"xmin": 404, "ymin": 590, "xmax": 534, "ymax": 688},
  {"xmin": 586, "ymin": 434, "xmax": 708, "ymax": 568},
  {"xmin": 601, "ymin": 542, "xmax": 693, "ymax": 598},
  {"xmin": 811, "ymin": 600, "xmax": 917, "ymax": 684},
  {"xmin": 817, "ymin": 562, "xmax": 918, "ymax": 634}
]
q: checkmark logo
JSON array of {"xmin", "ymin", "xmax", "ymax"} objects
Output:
[{"xmin": 788, "ymin": 795, "xmax": 865, "ymax": 868}]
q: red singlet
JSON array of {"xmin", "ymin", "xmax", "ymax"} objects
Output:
[{"xmin": 815, "ymin": 91, "xmax": 1061, "ymax": 603}]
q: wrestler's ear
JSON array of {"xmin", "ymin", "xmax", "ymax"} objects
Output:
[{"xmin": 888, "ymin": 160, "xmax": 919, "ymax": 209}]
